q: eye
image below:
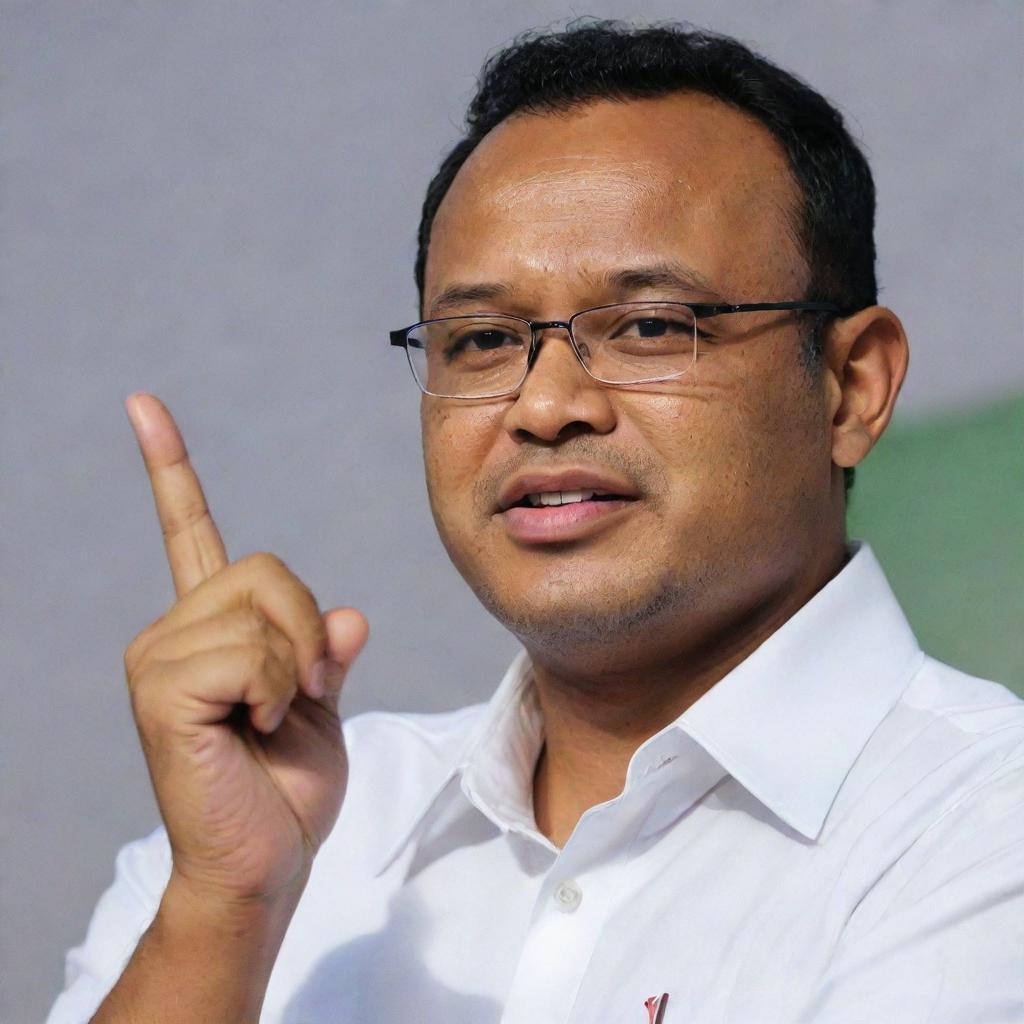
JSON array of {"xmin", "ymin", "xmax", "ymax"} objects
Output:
[
  {"xmin": 612, "ymin": 315, "xmax": 694, "ymax": 340},
  {"xmin": 443, "ymin": 325, "xmax": 526, "ymax": 363},
  {"xmin": 456, "ymin": 328, "xmax": 519, "ymax": 351},
  {"xmin": 635, "ymin": 317, "xmax": 671, "ymax": 338}
]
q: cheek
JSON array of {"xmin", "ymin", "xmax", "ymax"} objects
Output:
[
  {"xmin": 722, "ymin": 374, "xmax": 830, "ymax": 532},
  {"xmin": 624, "ymin": 358, "xmax": 826, "ymax": 521},
  {"xmin": 633, "ymin": 395, "xmax": 758, "ymax": 515},
  {"xmin": 421, "ymin": 402, "xmax": 500, "ymax": 525}
]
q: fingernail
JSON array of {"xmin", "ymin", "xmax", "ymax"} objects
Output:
[{"xmin": 308, "ymin": 659, "xmax": 328, "ymax": 698}]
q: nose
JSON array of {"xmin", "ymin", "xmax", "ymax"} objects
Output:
[{"xmin": 502, "ymin": 325, "xmax": 617, "ymax": 443}]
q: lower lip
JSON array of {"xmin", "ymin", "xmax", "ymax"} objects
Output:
[{"xmin": 498, "ymin": 499, "xmax": 636, "ymax": 543}]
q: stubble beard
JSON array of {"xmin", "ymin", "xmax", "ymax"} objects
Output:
[
  {"xmin": 466, "ymin": 557, "xmax": 711, "ymax": 656},
  {"xmin": 435, "ymin": 435, "xmax": 702, "ymax": 654}
]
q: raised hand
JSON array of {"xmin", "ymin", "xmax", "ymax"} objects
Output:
[{"xmin": 121, "ymin": 392, "xmax": 369, "ymax": 906}]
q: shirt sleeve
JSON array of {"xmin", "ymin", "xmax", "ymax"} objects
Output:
[
  {"xmin": 796, "ymin": 745, "xmax": 1024, "ymax": 1024},
  {"xmin": 45, "ymin": 825, "xmax": 172, "ymax": 1024}
]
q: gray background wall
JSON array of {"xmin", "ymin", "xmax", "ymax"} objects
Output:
[{"xmin": 3, "ymin": 2, "xmax": 1021, "ymax": 1020}]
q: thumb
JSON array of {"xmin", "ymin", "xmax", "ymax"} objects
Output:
[{"xmin": 319, "ymin": 607, "xmax": 369, "ymax": 696}]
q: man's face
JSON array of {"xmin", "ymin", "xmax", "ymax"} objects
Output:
[{"xmin": 419, "ymin": 92, "xmax": 836, "ymax": 664}]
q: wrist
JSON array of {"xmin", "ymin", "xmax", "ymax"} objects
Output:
[
  {"xmin": 155, "ymin": 868, "xmax": 309, "ymax": 991},
  {"xmin": 161, "ymin": 865, "xmax": 309, "ymax": 937},
  {"xmin": 165, "ymin": 841, "xmax": 314, "ymax": 903}
]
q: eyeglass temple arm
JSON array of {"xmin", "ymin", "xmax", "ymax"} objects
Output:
[{"xmin": 689, "ymin": 300, "xmax": 842, "ymax": 317}]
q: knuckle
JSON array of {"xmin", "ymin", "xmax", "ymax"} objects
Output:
[
  {"xmin": 237, "ymin": 607, "xmax": 271, "ymax": 642},
  {"xmin": 291, "ymin": 571, "xmax": 316, "ymax": 599},
  {"xmin": 249, "ymin": 643, "xmax": 274, "ymax": 677},
  {"xmin": 267, "ymin": 626, "xmax": 296, "ymax": 669},
  {"xmin": 257, "ymin": 645, "xmax": 292, "ymax": 695},
  {"xmin": 250, "ymin": 551, "xmax": 316, "ymax": 606},
  {"xmin": 124, "ymin": 625, "xmax": 157, "ymax": 678},
  {"xmin": 256, "ymin": 644, "xmax": 293, "ymax": 698},
  {"xmin": 245, "ymin": 550, "xmax": 287, "ymax": 574},
  {"xmin": 160, "ymin": 494, "xmax": 209, "ymax": 540}
]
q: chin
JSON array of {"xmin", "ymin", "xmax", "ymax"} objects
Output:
[{"xmin": 467, "ymin": 562, "xmax": 704, "ymax": 655}]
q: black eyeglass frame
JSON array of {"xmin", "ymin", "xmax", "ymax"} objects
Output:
[{"xmin": 389, "ymin": 299, "xmax": 843, "ymax": 398}]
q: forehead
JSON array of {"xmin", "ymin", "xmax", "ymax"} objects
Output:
[{"xmin": 425, "ymin": 92, "xmax": 807, "ymax": 307}]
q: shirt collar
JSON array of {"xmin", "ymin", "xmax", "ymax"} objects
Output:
[
  {"xmin": 675, "ymin": 539, "xmax": 924, "ymax": 839},
  {"xmin": 374, "ymin": 539, "xmax": 923, "ymax": 874},
  {"xmin": 373, "ymin": 650, "xmax": 538, "ymax": 876}
]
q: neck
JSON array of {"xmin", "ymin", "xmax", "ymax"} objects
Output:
[{"xmin": 530, "ymin": 540, "xmax": 849, "ymax": 848}]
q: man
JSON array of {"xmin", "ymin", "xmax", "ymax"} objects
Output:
[{"xmin": 48, "ymin": 21, "xmax": 1023, "ymax": 1024}]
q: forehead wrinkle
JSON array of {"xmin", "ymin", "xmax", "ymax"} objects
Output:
[{"xmin": 487, "ymin": 161, "xmax": 661, "ymax": 215}]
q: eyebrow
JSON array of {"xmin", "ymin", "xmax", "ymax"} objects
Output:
[
  {"xmin": 426, "ymin": 261, "xmax": 724, "ymax": 318},
  {"xmin": 608, "ymin": 262, "xmax": 723, "ymax": 299},
  {"xmin": 427, "ymin": 282, "xmax": 514, "ymax": 317}
]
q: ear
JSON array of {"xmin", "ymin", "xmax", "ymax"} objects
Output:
[{"xmin": 824, "ymin": 305, "xmax": 910, "ymax": 468}]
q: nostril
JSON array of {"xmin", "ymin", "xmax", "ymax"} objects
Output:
[{"xmin": 512, "ymin": 420, "xmax": 600, "ymax": 445}]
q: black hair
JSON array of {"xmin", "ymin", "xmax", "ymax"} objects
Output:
[{"xmin": 415, "ymin": 19, "xmax": 876, "ymax": 497}]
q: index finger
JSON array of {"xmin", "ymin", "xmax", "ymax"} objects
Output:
[{"xmin": 125, "ymin": 392, "xmax": 229, "ymax": 599}]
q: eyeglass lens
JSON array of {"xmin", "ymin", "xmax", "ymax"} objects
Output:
[{"xmin": 404, "ymin": 303, "xmax": 699, "ymax": 398}]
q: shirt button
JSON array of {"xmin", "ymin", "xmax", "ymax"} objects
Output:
[{"xmin": 553, "ymin": 880, "xmax": 583, "ymax": 912}]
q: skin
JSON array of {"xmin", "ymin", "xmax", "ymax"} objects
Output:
[
  {"xmin": 92, "ymin": 88, "xmax": 907, "ymax": 1024},
  {"xmin": 420, "ymin": 92, "xmax": 909, "ymax": 846},
  {"xmin": 94, "ymin": 393, "xmax": 369, "ymax": 1023}
]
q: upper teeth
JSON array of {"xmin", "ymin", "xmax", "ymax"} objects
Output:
[{"xmin": 525, "ymin": 489, "xmax": 596, "ymax": 507}]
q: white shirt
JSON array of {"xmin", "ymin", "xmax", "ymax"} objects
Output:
[{"xmin": 47, "ymin": 540, "xmax": 1024, "ymax": 1024}]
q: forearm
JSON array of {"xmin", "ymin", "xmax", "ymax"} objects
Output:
[{"xmin": 90, "ymin": 874, "xmax": 304, "ymax": 1024}]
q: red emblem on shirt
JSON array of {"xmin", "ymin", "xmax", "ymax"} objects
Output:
[{"xmin": 644, "ymin": 992, "xmax": 669, "ymax": 1023}]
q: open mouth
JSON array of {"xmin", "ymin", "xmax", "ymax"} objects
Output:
[
  {"xmin": 498, "ymin": 489, "xmax": 639, "ymax": 543},
  {"xmin": 508, "ymin": 489, "xmax": 634, "ymax": 509}
]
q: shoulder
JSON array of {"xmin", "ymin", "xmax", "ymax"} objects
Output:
[
  {"xmin": 900, "ymin": 654, "xmax": 1024, "ymax": 744},
  {"xmin": 850, "ymin": 654, "xmax": 1023, "ymax": 854},
  {"xmin": 873, "ymin": 653, "xmax": 1024, "ymax": 801},
  {"xmin": 900, "ymin": 655, "xmax": 1024, "ymax": 820},
  {"xmin": 833, "ymin": 655, "xmax": 1023, "ymax": 851},
  {"xmin": 830, "ymin": 658, "xmax": 1024, "ymax": 938}
]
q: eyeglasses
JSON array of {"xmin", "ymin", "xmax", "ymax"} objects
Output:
[{"xmin": 389, "ymin": 300, "xmax": 841, "ymax": 399}]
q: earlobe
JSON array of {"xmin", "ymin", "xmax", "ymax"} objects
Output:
[{"xmin": 828, "ymin": 306, "xmax": 909, "ymax": 469}]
